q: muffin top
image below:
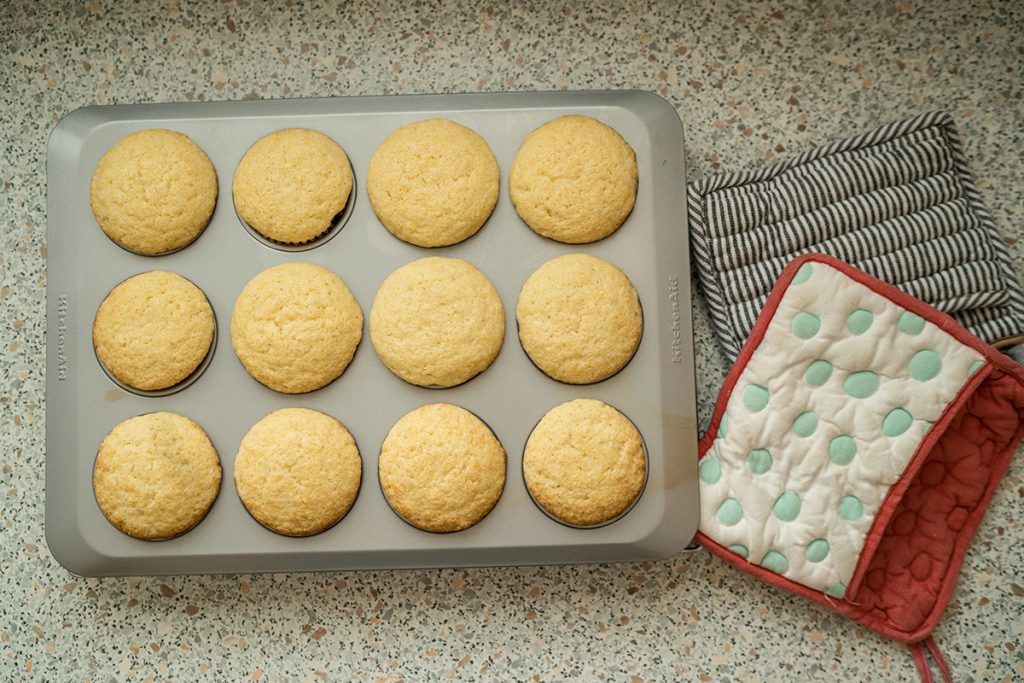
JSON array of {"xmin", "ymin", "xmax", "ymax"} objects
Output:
[
  {"xmin": 517, "ymin": 253, "xmax": 642, "ymax": 384},
  {"xmin": 524, "ymin": 399, "xmax": 646, "ymax": 527},
  {"xmin": 233, "ymin": 128, "xmax": 353, "ymax": 244},
  {"xmin": 367, "ymin": 118, "xmax": 499, "ymax": 247},
  {"xmin": 509, "ymin": 115, "xmax": 636, "ymax": 244},
  {"xmin": 370, "ymin": 257, "xmax": 504, "ymax": 388},
  {"xmin": 234, "ymin": 408, "xmax": 362, "ymax": 536},
  {"xmin": 93, "ymin": 412, "xmax": 222, "ymax": 540},
  {"xmin": 379, "ymin": 403, "xmax": 506, "ymax": 533},
  {"xmin": 90, "ymin": 129, "xmax": 218, "ymax": 254},
  {"xmin": 93, "ymin": 271, "xmax": 215, "ymax": 391},
  {"xmin": 230, "ymin": 262, "xmax": 363, "ymax": 393}
]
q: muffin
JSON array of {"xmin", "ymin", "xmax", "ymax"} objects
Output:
[
  {"xmin": 517, "ymin": 253, "xmax": 642, "ymax": 384},
  {"xmin": 370, "ymin": 257, "xmax": 504, "ymax": 387},
  {"xmin": 90, "ymin": 129, "xmax": 217, "ymax": 255},
  {"xmin": 93, "ymin": 271, "xmax": 215, "ymax": 391},
  {"xmin": 523, "ymin": 399, "xmax": 646, "ymax": 527},
  {"xmin": 232, "ymin": 128, "xmax": 353, "ymax": 244},
  {"xmin": 230, "ymin": 262, "xmax": 363, "ymax": 393},
  {"xmin": 367, "ymin": 118, "xmax": 500, "ymax": 247},
  {"xmin": 509, "ymin": 115, "xmax": 636, "ymax": 243},
  {"xmin": 93, "ymin": 412, "xmax": 221, "ymax": 540},
  {"xmin": 234, "ymin": 408, "xmax": 362, "ymax": 536},
  {"xmin": 379, "ymin": 404, "xmax": 506, "ymax": 532}
]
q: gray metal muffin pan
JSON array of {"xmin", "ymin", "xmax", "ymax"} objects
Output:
[{"xmin": 45, "ymin": 90, "xmax": 699, "ymax": 576}]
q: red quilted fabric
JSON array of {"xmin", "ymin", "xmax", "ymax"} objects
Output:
[
  {"xmin": 697, "ymin": 255, "xmax": 1024, "ymax": 650},
  {"xmin": 844, "ymin": 368, "xmax": 1024, "ymax": 640}
]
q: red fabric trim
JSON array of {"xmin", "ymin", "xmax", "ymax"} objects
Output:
[
  {"xmin": 846, "ymin": 361, "xmax": 993, "ymax": 597},
  {"xmin": 874, "ymin": 368, "xmax": 1024, "ymax": 640},
  {"xmin": 697, "ymin": 253, "xmax": 1024, "ymax": 644},
  {"xmin": 908, "ymin": 636, "xmax": 955, "ymax": 683},
  {"xmin": 697, "ymin": 254, "xmax": 809, "ymax": 459},
  {"xmin": 772, "ymin": 255, "xmax": 1024, "ymax": 373},
  {"xmin": 697, "ymin": 253, "xmax": 1024, "ymax": 462},
  {"xmin": 696, "ymin": 529, "xmax": 861, "ymax": 613},
  {"xmin": 925, "ymin": 636, "xmax": 953, "ymax": 683},
  {"xmin": 911, "ymin": 642, "xmax": 934, "ymax": 683}
]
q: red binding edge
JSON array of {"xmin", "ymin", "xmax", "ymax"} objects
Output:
[{"xmin": 695, "ymin": 253, "xmax": 1024, "ymax": 642}]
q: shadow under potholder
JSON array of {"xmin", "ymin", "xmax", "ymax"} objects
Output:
[{"xmin": 696, "ymin": 254, "xmax": 1024, "ymax": 682}]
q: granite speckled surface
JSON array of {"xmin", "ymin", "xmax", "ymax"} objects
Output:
[{"xmin": 2, "ymin": 0, "xmax": 1023, "ymax": 680}]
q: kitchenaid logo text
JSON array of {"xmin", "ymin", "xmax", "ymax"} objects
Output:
[
  {"xmin": 57, "ymin": 295, "xmax": 68, "ymax": 380},
  {"xmin": 668, "ymin": 277, "xmax": 682, "ymax": 363}
]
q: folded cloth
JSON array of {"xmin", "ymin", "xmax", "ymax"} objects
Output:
[
  {"xmin": 687, "ymin": 111, "xmax": 1024, "ymax": 363},
  {"xmin": 697, "ymin": 254, "xmax": 1024, "ymax": 682}
]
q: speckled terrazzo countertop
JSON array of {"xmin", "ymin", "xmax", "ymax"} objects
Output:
[{"xmin": 2, "ymin": 1, "xmax": 1022, "ymax": 680}]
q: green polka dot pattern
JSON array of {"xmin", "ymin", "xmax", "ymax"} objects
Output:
[
  {"xmin": 699, "ymin": 459, "xmax": 722, "ymax": 484},
  {"xmin": 716, "ymin": 498, "xmax": 743, "ymax": 526},
  {"xmin": 743, "ymin": 384, "xmax": 770, "ymax": 412},
  {"xmin": 806, "ymin": 539, "xmax": 830, "ymax": 562},
  {"xmin": 747, "ymin": 449, "xmax": 772, "ymax": 474},
  {"xmin": 697, "ymin": 262, "xmax": 988, "ymax": 597},
  {"xmin": 825, "ymin": 583, "xmax": 846, "ymax": 598},
  {"xmin": 792, "ymin": 263, "xmax": 814, "ymax": 284},
  {"xmin": 804, "ymin": 359, "xmax": 833, "ymax": 387},
  {"xmin": 909, "ymin": 349, "xmax": 942, "ymax": 381},
  {"xmin": 883, "ymin": 408, "xmax": 913, "ymax": 436},
  {"xmin": 838, "ymin": 495, "xmax": 864, "ymax": 520},
  {"xmin": 844, "ymin": 370, "xmax": 879, "ymax": 398},
  {"xmin": 772, "ymin": 492, "xmax": 801, "ymax": 522},
  {"xmin": 898, "ymin": 311, "xmax": 925, "ymax": 335},
  {"xmin": 846, "ymin": 308, "xmax": 873, "ymax": 335},
  {"xmin": 791, "ymin": 312, "xmax": 821, "ymax": 339},
  {"xmin": 792, "ymin": 411, "xmax": 818, "ymax": 437},
  {"xmin": 761, "ymin": 550, "xmax": 789, "ymax": 574},
  {"xmin": 828, "ymin": 435, "xmax": 857, "ymax": 465},
  {"xmin": 728, "ymin": 544, "xmax": 749, "ymax": 559}
]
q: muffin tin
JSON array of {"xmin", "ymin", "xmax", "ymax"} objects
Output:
[{"xmin": 45, "ymin": 90, "xmax": 698, "ymax": 576}]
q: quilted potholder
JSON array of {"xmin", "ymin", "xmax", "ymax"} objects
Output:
[
  {"xmin": 697, "ymin": 254, "xmax": 1024, "ymax": 682},
  {"xmin": 687, "ymin": 111, "xmax": 1024, "ymax": 363}
]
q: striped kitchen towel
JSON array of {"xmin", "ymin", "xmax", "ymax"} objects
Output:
[{"xmin": 687, "ymin": 111, "xmax": 1024, "ymax": 362}]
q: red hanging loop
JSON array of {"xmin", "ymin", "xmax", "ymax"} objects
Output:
[
  {"xmin": 910, "ymin": 636, "xmax": 953, "ymax": 683},
  {"xmin": 911, "ymin": 641, "xmax": 934, "ymax": 683},
  {"xmin": 924, "ymin": 636, "xmax": 953, "ymax": 683}
]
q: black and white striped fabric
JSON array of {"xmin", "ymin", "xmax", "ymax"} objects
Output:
[{"xmin": 687, "ymin": 111, "xmax": 1024, "ymax": 362}]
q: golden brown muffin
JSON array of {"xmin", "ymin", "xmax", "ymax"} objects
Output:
[
  {"xmin": 230, "ymin": 262, "xmax": 363, "ymax": 393},
  {"xmin": 524, "ymin": 399, "xmax": 646, "ymax": 526},
  {"xmin": 93, "ymin": 412, "xmax": 221, "ymax": 540},
  {"xmin": 370, "ymin": 257, "xmax": 504, "ymax": 388},
  {"xmin": 90, "ymin": 129, "xmax": 218, "ymax": 255},
  {"xmin": 93, "ymin": 271, "xmax": 215, "ymax": 391},
  {"xmin": 367, "ymin": 118, "xmax": 500, "ymax": 247},
  {"xmin": 509, "ymin": 115, "xmax": 636, "ymax": 243},
  {"xmin": 379, "ymin": 404, "xmax": 506, "ymax": 532},
  {"xmin": 232, "ymin": 128, "xmax": 353, "ymax": 244},
  {"xmin": 234, "ymin": 408, "xmax": 362, "ymax": 536},
  {"xmin": 516, "ymin": 254, "xmax": 642, "ymax": 384}
]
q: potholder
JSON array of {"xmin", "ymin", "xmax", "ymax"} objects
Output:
[
  {"xmin": 697, "ymin": 254, "xmax": 1024, "ymax": 682},
  {"xmin": 687, "ymin": 111, "xmax": 1024, "ymax": 363}
]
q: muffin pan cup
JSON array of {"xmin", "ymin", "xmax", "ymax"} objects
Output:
[{"xmin": 45, "ymin": 90, "xmax": 698, "ymax": 576}]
